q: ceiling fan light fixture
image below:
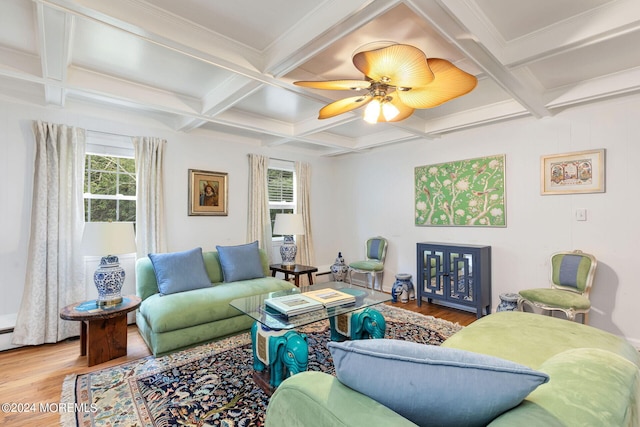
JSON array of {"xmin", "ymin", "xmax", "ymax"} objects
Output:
[
  {"xmin": 294, "ymin": 41, "xmax": 477, "ymax": 122},
  {"xmin": 382, "ymin": 100, "xmax": 400, "ymax": 121},
  {"xmin": 364, "ymin": 98, "xmax": 381, "ymax": 124}
]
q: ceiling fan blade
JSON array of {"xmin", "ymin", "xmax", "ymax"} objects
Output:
[
  {"xmin": 318, "ymin": 95, "xmax": 372, "ymax": 119},
  {"xmin": 397, "ymin": 58, "xmax": 477, "ymax": 109},
  {"xmin": 378, "ymin": 94, "xmax": 414, "ymax": 122},
  {"xmin": 294, "ymin": 80, "xmax": 371, "ymax": 90},
  {"xmin": 353, "ymin": 44, "xmax": 434, "ymax": 88}
]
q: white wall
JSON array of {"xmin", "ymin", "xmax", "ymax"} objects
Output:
[
  {"xmin": 0, "ymin": 96, "xmax": 337, "ymax": 350},
  {"xmin": 2, "ymin": 92, "xmax": 640, "ymax": 349},
  {"xmin": 331, "ymin": 94, "xmax": 640, "ymax": 346}
]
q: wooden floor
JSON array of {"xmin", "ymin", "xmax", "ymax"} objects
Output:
[
  {"xmin": 390, "ymin": 299, "xmax": 477, "ymax": 327},
  {"xmin": 0, "ymin": 301, "xmax": 475, "ymax": 426}
]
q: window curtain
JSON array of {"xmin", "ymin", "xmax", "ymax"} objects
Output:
[
  {"xmin": 12, "ymin": 121, "xmax": 86, "ymax": 345},
  {"xmin": 133, "ymin": 137, "xmax": 167, "ymax": 258},
  {"xmin": 247, "ymin": 154, "xmax": 272, "ymax": 259},
  {"xmin": 295, "ymin": 161, "xmax": 315, "ymax": 282}
]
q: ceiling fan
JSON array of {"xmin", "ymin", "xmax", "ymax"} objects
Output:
[{"xmin": 294, "ymin": 42, "xmax": 477, "ymax": 124}]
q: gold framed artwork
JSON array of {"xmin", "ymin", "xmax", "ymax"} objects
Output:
[
  {"xmin": 188, "ymin": 169, "xmax": 228, "ymax": 216},
  {"xmin": 541, "ymin": 149, "xmax": 605, "ymax": 195}
]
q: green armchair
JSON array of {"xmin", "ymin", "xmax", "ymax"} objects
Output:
[
  {"xmin": 518, "ymin": 250, "xmax": 597, "ymax": 324},
  {"xmin": 348, "ymin": 237, "xmax": 388, "ymax": 290}
]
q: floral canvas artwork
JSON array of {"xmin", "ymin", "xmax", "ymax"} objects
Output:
[{"xmin": 415, "ymin": 155, "xmax": 506, "ymax": 227}]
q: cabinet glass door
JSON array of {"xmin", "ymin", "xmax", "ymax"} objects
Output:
[
  {"xmin": 421, "ymin": 249, "xmax": 444, "ymax": 296},
  {"xmin": 449, "ymin": 252, "xmax": 474, "ymax": 302}
]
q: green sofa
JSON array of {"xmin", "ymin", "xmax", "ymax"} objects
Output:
[
  {"xmin": 266, "ymin": 311, "xmax": 640, "ymax": 426},
  {"xmin": 136, "ymin": 249, "xmax": 294, "ymax": 356}
]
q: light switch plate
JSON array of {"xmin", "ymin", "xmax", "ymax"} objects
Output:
[{"xmin": 576, "ymin": 208, "xmax": 587, "ymax": 221}]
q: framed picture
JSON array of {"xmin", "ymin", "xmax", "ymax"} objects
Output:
[
  {"xmin": 541, "ymin": 149, "xmax": 605, "ymax": 195},
  {"xmin": 188, "ymin": 169, "xmax": 228, "ymax": 216},
  {"xmin": 415, "ymin": 154, "xmax": 506, "ymax": 227}
]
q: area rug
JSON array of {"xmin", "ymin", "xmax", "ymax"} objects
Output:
[{"xmin": 61, "ymin": 305, "xmax": 462, "ymax": 427}]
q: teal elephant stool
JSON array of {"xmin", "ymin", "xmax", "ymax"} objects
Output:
[
  {"xmin": 251, "ymin": 322, "xmax": 308, "ymax": 389},
  {"xmin": 329, "ymin": 307, "xmax": 386, "ymax": 341}
]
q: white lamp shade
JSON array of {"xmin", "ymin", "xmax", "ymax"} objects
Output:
[
  {"xmin": 273, "ymin": 213, "xmax": 305, "ymax": 236},
  {"xmin": 82, "ymin": 222, "xmax": 136, "ymax": 256}
]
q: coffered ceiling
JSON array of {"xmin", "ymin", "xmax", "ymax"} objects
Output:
[{"xmin": 1, "ymin": 0, "xmax": 639, "ymax": 156}]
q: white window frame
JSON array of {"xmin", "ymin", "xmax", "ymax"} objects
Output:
[
  {"xmin": 268, "ymin": 159, "xmax": 296, "ymax": 242},
  {"xmin": 84, "ymin": 132, "xmax": 136, "ymax": 223}
]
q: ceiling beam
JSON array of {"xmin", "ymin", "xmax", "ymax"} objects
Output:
[
  {"xmin": 177, "ymin": 77, "xmax": 264, "ymax": 132},
  {"xmin": 36, "ymin": 2, "xmax": 74, "ymax": 106},
  {"xmin": 546, "ymin": 67, "xmax": 640, "ymax": 109},
  {"xmin": 410, "ymin": 0, "xmax": 551, "ymax": 119},
  {"xmin": 41, "ymin": 0, "xmax": 263, "ymax": 73},
  {"xmin": 502, "ymin": 0, "xmax": 640, "ymax": 67},
  {"xmin": 423, "ymin": 100, "xmax": 530, "ymax": 135},
  {"xmin": 264, "ymin": 0, "xmax": 400, "ymax": 76}
]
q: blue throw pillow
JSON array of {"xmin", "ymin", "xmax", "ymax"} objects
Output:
[
  {"xmin": 216, "ymin": 241, "xmax": 265, "ymax": 282},
  {"xmin": 328, "ymin": 339, "xmax": 549, "ymax": 427},
  {"xmin": 148, "ymin": 247, "xmax": 211, "ymax": 295}
]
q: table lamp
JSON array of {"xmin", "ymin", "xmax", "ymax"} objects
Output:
[
  {"xmin": 82, "ymin": 222, "xmax": 136, "ymax": 307},
  {"xmin": 273, "ymin": 213, "xmax": 305, "ymax": 268}
]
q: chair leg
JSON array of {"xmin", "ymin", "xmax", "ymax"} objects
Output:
[
  {"xmin": 349, "ymin": 269, "xmax": 366, "ymax": 289},
  {"xmin": 372, "ymin": 271, "xmax": 383, "ymax": 290}
]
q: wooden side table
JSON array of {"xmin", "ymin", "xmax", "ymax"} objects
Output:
[
  {"xmin": 60, "ymin": 295, "xmax": 141, "ymax": 366},
  {"xmin": 269, "ymin": 264, "xmax": 318, "ymax": 287}
]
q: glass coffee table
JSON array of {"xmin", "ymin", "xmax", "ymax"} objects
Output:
[{"xmin": 230, "ymin": 281, "xmax": 391, "ymax": 391}]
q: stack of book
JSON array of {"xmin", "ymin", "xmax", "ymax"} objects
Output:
[
  {"xmin": 304, "ymin": 288, "xmax": 356, "ymax": 308},
  {"xmin": 265, "ymin": 288, "xmax": 357, "ymax": 317},
  {"xmin": 265, "ymin": 294, "xmax": 323, "ymax": 317}
]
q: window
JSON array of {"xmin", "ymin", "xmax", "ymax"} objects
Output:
[
  {"xmin": 268, "ymin": 166, "xmax": 294, "ymax": 236},
  {"xmin": 84, "ymin": 154, "xmax": 136, "ymax": 222}
]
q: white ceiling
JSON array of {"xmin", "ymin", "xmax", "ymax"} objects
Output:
[{"xmin": 1, "ymin": 0, "xmax": 639, "ymax": 156}]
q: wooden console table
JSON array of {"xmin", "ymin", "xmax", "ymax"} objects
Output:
[{"xmin": 60, "ymin": 295, "xmax": 141, "ymax": 366}]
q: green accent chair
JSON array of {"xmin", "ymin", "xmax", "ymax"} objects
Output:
[
  {"xmin": 348, "ymin": 237, "xmax": 388, "ymax": 290},
  {"xmin": 518, "ymin": 250, "xmax": 597, "ymax": 324}
]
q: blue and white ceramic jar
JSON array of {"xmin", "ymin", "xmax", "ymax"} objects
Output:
[
  {"xmin": 497, "ymin": 293, "xmax": 520, "ymax": 312},
  {"xmin": 392, "ymin": 274, "xmax": 415, "ymax": 303},
  {"xmin": 330, "ymin": 252, "xmax": 349, "ymax": 282},
  {"xmin": 94, "ymin": 255, "xmax": 125, "ymax": 306}
]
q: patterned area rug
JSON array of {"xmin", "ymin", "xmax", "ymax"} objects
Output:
[{"xmin": 61, "ymin": 305, "xmax": 462, "ymax": 427}]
